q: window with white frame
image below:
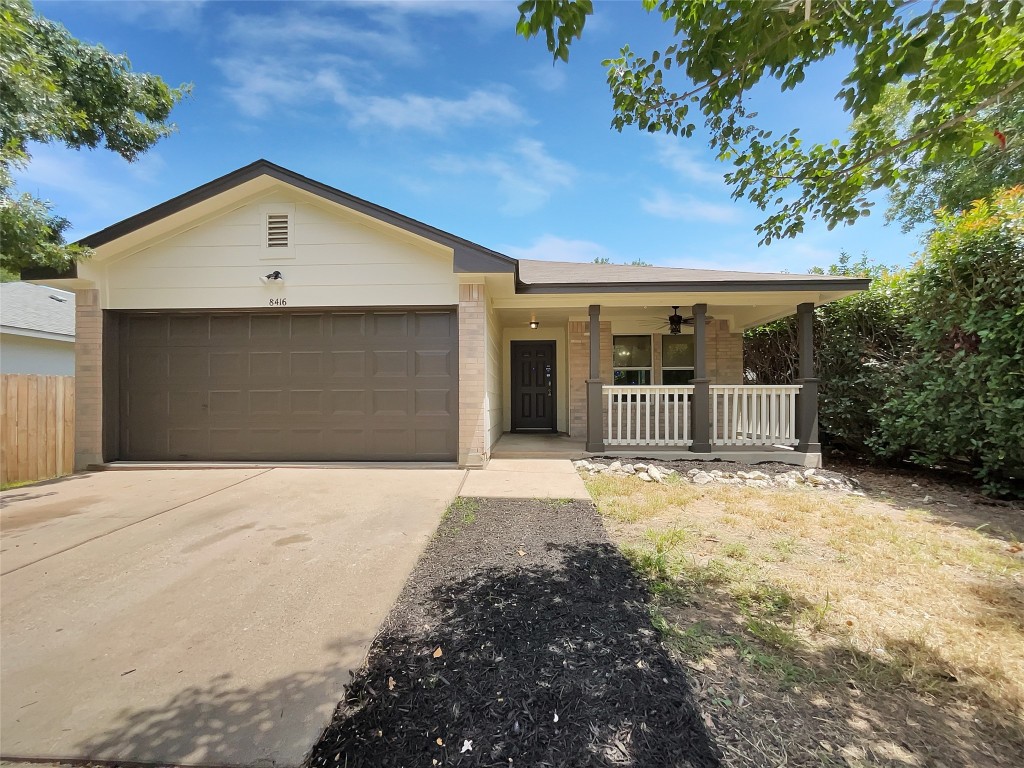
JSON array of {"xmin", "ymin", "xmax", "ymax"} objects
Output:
[
  {"xmin": 612, "ymin": 335, "xmax": 652, "ymax": 385},
  {"xmin": 661, "ymin": 335, "xmax": 695, "ymax": 385}
]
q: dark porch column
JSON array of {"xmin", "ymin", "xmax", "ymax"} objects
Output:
[
  {"xmin": 690, "ymin": 303, "xmax": 712, "ymax": 453},
  {"xmin": 586, "ymin": 304, "xmax": 605, "ymax": 453},
  {"xmin": 796, "ymin": 302, "xmax": 821, "ymax": 453}
]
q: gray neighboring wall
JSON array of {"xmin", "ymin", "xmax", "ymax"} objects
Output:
[{"xmin": 1, "ymin": 282, "xmax": 76, "ymax": 375}]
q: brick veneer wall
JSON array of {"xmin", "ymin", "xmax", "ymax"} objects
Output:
[
  {"xmin": 708, "ymin": 320, "xmax": 744, "ymax": 384},
  {"xmin": 567, "ymin": 320, "xmax": 611, "ymax": 439},
  {"xmin": 458, "ymin": 283, "xmax": 488, "ymax": 467},
  {"xmin": 74, "ymin": 288, "xmax": 103, "ymax": 469}
]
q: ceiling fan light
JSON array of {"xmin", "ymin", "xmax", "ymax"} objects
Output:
[{"xmin": 668, "ymin": 306, "xmax": 683, "ymax": 335}]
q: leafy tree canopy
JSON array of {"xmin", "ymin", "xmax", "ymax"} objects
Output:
[
  {"xmin": 517, "ymin": 0, "xmax": 1024, "ymax": 244},
  {"xmin": 0, "ymin": 0, "xmax": 188, "ymax": 276},
  {"xmin": 870, "ymin": 85, "xmax": 1024, "ymax": 232}
]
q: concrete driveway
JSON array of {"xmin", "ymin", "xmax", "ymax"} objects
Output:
[{"xmin": 0, "ymin": 467, "xmax": 465, "ymax": 767}]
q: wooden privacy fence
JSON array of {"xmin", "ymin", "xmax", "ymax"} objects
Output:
[{"xmin": 1, "ymin": 374, "xmax": 75, "ymax": 485}]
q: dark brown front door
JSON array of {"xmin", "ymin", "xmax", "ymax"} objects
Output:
[{"xmin": 511, "ymin": 340, "xmax": 556, "ymax": 432}]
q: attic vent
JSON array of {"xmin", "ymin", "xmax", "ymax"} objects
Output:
[{"xmin": 266, "ymin": 213, "xmax": 290, "ymax": 248}]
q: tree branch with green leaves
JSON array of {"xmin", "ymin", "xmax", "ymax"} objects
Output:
[
  {"xmin": 517, "ymin": 0, "xmax": 1024, "ymax": 244},
  {"xmin": 0, "ymin": 0, "xmax": 189, "ymax": 277}
]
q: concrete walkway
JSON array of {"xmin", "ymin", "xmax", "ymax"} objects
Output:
[
  {"xmin": 460, "ymin": 459, "xmax": 591, "ymax": 500},
  {"xmin": 1, "ymin": 467, "xmax": 464, "ymax": 767}
]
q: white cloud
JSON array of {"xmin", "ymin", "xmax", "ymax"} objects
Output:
[
  {"xmin": 433, "ymin": 139, "xmax": 574, "ymax": 215},
  {"xmin": 529, "ymin": 62, "xmax": 568, "ymax": 93},
  {"xmin": 99, "ymin": 0, "xmax": 208, "ymax": 32},
  {"xmin": 353, "ymin": 88, "xmax": 526, "ymax": 133},
  {"xmin": 653, "ymin": 136, "xmax": 725, "ymax": 185},
  {"xmin": 216, "ymin": 54, "xmax": 362, "ymax": 118},
  {"xmin": 215, "ymin": 4, "xmax": 527, "ymax": 132},
  {"xmin": 216, "ymin": 53, "xmax": 523, "ymax": 133},
  {"xmin": 362, "ymin": 0, "xmax": 516, "ymax": 24},
  {"xmin": 640, "ymin": 189, "xmax": 741, "ymax": 223},
  {"xmin": 503, "ymin": 235, "xmax": 615, "ymax": 263},
  {"xmin": 223, "ymin": 9, "xmax": 417, "ymax": 60}
]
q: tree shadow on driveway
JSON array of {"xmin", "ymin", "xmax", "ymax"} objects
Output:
[{"xmin": 62, "ymin": 660, "xmax": 351, "ymax": 767}]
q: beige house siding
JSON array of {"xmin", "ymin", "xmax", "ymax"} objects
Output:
[
  {"xmin": 85, "ymin": 191, "xmax": 458, "ymax": 310},
  {"xmin": 458, "ymin": 283, "xmax": 488, "ymax": 467},
  {"xmin": 74, "ymin": 289, "xmax": 102, "ymax": 470}
]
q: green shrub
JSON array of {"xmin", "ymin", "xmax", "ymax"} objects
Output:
[
  {"xmin": 873, "ymin": 187, "xmax": 1024, "ymax": 494},
  {"xmin": 744, "ymin": 253, "xmax": 910, "ymax": 455},
  {"xmin": 744, "ymin": 189, "xmax": 1023, "ymax": 495}
]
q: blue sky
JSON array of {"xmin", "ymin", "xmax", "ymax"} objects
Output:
[{"xmin": 25, "ymin": 0, "xmax": 924, "ymax": 272}]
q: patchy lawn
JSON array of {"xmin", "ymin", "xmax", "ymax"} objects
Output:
[
  {"xmin": 586, "ymin": 464, "xmax": 1024, "ymax": 767},
  {"xmin": 308, "ymin": 498, "xmax": 721, "ymax": 767}
]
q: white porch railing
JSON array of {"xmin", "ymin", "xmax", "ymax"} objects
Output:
[
  {"xmin": 606, "ymin": 386, "xmax": 693, "ymax": 446},
  {"xmin": 603, "ymin": 384, "xmax": 802, "ymax": 448},
  {"xmin": 711, "ymin": 384, "xmax": 801, "ymax": 446}
]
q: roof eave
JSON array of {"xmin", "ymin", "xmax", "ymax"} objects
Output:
[{"xmin": 514, "ymin": 277, "xmax": 872, "ymax": 294}]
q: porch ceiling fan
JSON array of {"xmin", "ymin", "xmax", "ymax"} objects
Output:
[{"xmin": 643, "ymin": 306, "xmax": 714, "ymax": 334}]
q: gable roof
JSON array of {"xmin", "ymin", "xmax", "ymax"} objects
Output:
[
  {"xmin": 23, "ymin": 160, "xmax": 869, "ymax": 297},
  {"xmin": 516, "ymin": 259, "xmax": 871, "ymax": 293},
  {"xmin": 1, "ymin": 282, "xmax": 76, "ymax": 338},
  {"xmin": 77, "ymin": 159, "xmax": 517, "ymax": 274}
]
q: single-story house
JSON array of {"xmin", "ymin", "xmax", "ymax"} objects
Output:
[
  {"xmin": 0, "ymin": 282, "xmax": 76, "ymax": 375},
  {"xmin": 25, "ymin": 160, "xmax": 867, "ymax": 470}
]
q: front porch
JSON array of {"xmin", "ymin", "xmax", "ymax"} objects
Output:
[
  {"xmin": 491, "ymin": 412, "xmax": 820, "ymax": 467},
  {"xmin": 479, "ymin": 294, "xmax": 822, "ymax": 468},
  {"xmin": 457, "ymin": 258, "xmax": 865, "ymax": 468}
]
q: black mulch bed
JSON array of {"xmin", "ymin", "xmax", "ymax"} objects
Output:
[{"xmin": 306, "ymin": 498, "xmax": 722, "ymax": 768}]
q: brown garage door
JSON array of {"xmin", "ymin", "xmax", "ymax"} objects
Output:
[{"xmin": 118, "ymin": 310, "xmax": 458, "ymax": 461}]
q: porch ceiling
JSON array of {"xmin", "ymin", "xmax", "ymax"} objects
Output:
[{"xmin": 494, "ymin": 300, "xmax": 821, "ymax": 332}]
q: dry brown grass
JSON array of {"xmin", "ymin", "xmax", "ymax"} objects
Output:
[{"xmin": 587, "ymin": 471, "xmax": 1024, "ymax": 767}]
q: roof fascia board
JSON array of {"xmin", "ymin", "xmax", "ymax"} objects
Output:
[
  {"xmin": 76, "ymin": 160, "xmax": 516, "ymax": 274},
  {"xmin": 515, "ymin": 278, "xmax": 871, "ymax": 294}
]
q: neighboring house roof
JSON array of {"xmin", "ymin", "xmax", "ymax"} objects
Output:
[
  {"xmin": 0, "ymin": 282, "xmax": 75, "ymax": 340},
  {"xmin": 516, "ymin": 259, "xmax": 870, "ymax": 293}
]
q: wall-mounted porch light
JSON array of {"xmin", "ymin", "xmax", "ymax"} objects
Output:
[{"xmin": 529, "ymin": 320, "xmax": 540, "ymax": 329}]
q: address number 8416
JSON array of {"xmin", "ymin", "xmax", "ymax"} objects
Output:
[{"xmin": 269, "ymin": 298, "xmax": 287, "ymax": 306}]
